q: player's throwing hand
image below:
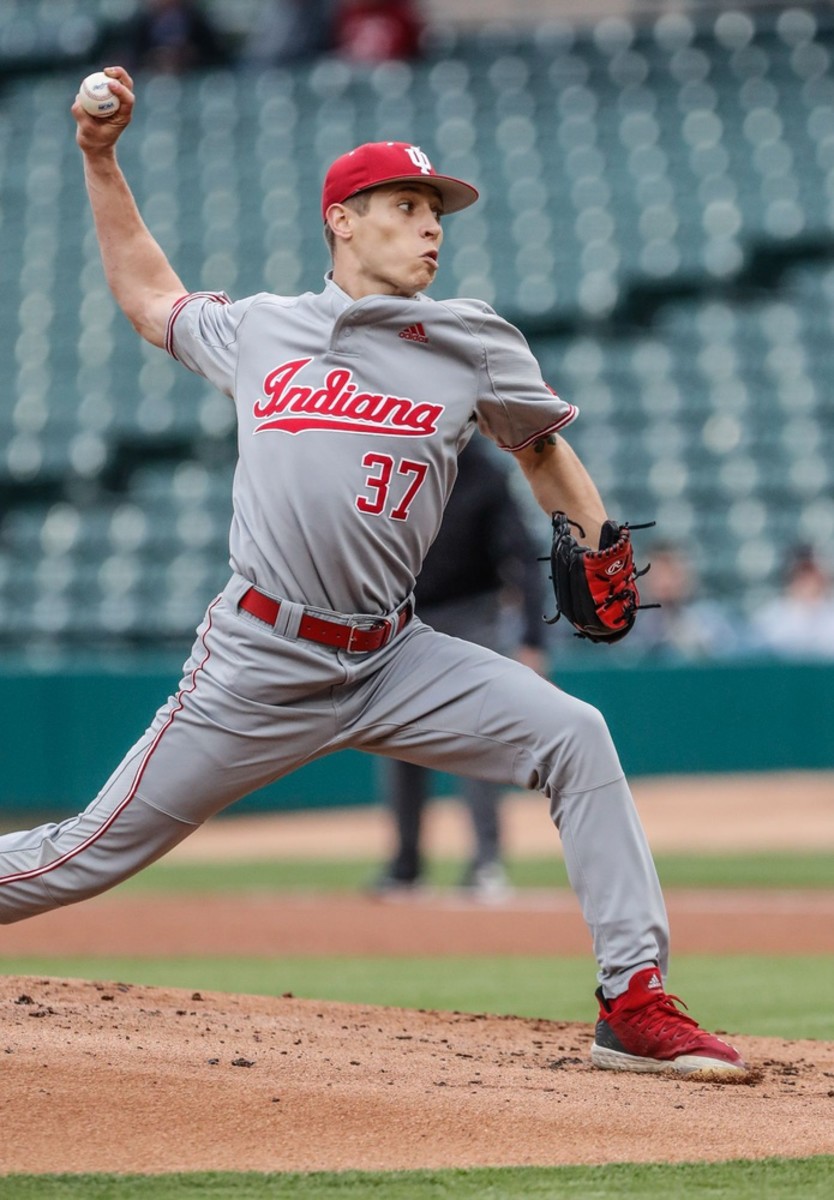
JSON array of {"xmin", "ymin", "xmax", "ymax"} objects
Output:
[{"xmin": 72, "ymin": 67, "xmax": 135, "ymax": 155}]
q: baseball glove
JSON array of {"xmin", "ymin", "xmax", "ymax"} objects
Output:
[{"xmin": 543, "ymin": 512, "xmax": 654, "ymax": 643}]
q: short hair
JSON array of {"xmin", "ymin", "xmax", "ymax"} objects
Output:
[{"xmin": 323, "ymin": 191, "xmax": 372, "ymax": 256}]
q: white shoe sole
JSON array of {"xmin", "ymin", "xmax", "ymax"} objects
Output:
[{"xmin": 591, "ymin": 1044, "xmax": 748, "ymax": 1078}]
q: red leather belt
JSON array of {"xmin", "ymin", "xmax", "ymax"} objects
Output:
[{"xmin": 239, "ymin": 587, "xmax": 413, "ymax": 653}]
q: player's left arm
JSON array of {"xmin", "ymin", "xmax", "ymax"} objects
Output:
[{"xmin": 512, "ymin": 433, "xmax": 606, "ymax": 547}]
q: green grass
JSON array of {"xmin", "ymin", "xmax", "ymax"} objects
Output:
[
  {"xmin": 4, "ymin": 1159, "xmax": 834, "ymax": 1198},
  {"xmin": 3, "ymin": 953, "xmax": 831, "ymax": 1039},
  {"xmin": 116, "ymin": 850, "xmax": 834, "ymax": 894}
]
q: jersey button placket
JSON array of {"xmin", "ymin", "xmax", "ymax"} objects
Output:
[{"xmin": 331, "ymin": 310, "xmax": 359, "ymax": 355}]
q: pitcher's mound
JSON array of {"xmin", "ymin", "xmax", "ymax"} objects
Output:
[{"xmin": 1, "ymin": 975, "xmax": 832, "ymax": 1175}]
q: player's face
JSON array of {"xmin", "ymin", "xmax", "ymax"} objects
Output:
[{"xmin": 343, "ymin": 184, "xmax": 445, "ymax": 298}]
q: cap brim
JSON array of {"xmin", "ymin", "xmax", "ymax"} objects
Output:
[{"xmin": 348, "ymin": 173, "xmax": 479, "ymax": 214}]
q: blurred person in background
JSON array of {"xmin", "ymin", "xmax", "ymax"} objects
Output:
[
  {"xmin": 615, "ymin": 541, "xmax": 750, "ymax": 661},
  {"xmin": 372, "ymin": 436, "xmax": 547, "ymax": 902},
  {"xmin": 241, "ymin": 0, "xmax": 336, "ymax": 66},
  {"xmin": 334, "ymin": 0, "xmax": 424, "ymax": 64},
  {"xmin": 94, "ymin": 0, "xmax": 233, "ymax": 74},
  {"xmin": 752, "ymin": 544, "xmax": 834, "ymax": 659}
]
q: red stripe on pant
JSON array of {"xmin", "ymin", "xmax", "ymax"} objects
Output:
[{"xmin": 0, "ymin": 595, "xmax": 222, "ymax": 887}]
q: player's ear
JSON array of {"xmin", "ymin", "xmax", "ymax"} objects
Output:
[{"xmin": 325, "ymin": 203, "xmax": 355, "ymax": 245}]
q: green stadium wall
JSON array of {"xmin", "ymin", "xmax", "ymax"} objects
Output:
[{"xmin": 0, "ymin": 660, "xmax": 831, "ymax": 819}]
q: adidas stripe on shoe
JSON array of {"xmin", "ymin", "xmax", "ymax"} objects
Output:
[{"xmin": 591, "ymin": 966, "xmax": 749, "ymax": 1078}]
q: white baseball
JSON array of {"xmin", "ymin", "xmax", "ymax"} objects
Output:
[{"xmin": 78, "ymin": 72, "xmax": 121, "ymax": 119}]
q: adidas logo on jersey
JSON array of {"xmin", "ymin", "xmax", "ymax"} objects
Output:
[{"xmin": 398, "ymin": 322, "xmax": 429, "ymax": 344}]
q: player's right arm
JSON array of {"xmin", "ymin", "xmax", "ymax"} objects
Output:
[{"xmin": 72, "ymin": 66, "xmax": 185, "ymax": 349}]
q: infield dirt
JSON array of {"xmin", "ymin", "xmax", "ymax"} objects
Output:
[{"xmin": 1, "ymin": 770, "xmax": 833, "ymax": 1174}]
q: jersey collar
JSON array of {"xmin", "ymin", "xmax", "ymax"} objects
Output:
[
  {"xmin": 323, "ymin": 271, "xmax": 429, "ymax": 310},
  {"xmin": 323, "ymin": 271, "xmax": 355, "ymax": 312}
]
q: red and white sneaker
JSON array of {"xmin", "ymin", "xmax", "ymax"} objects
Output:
[{"xmin": 592, "ymin": 966, "xmax": 748, "ymax": 1077}]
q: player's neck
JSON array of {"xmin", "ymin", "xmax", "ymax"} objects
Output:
[{"xmin": 331, "ymin": 263, "xmax": 422, "ymax": 302}]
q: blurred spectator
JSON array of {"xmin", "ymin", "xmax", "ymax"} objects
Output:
[
  {"xmin": 95, "ymin": 0, "xmax": 232, "ymax": 74},
  {"xmin": 372, "ymin": 436, "xmax": 547, "ymax": 902},
  {"xmin": 334, "ymin": 0, "xmax": 424, "ymax": 64},
  {"xmin": 617, "ymin": 541, "xmax": 749, "ymax": 661},
  {"xmin": 752, "ymin": 545, "xmax": 834, "ymax": 659},
  {"xmin": 241, "ymin": 0, "xmax": 336, "ymax": 66}
]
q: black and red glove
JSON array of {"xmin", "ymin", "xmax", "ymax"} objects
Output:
[{"xmin": 544, "ymin": 512, "xmax": 654, "ymax": 644}]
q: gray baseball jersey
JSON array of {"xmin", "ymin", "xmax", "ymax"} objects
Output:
[
  {"xmin": 166, "ymin": 278, "xmax": 577, "ymax": 615},
  {"xmin": 0, "ymin": 276, "xmax": 669, "ymax": 999}
]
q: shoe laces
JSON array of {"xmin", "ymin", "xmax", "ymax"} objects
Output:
[{"xmin": 629, "ymin": 990, "xmax": 703, "ymax": 1042}]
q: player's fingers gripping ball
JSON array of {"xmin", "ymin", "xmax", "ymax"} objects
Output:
[
  {"xmin": 78, "ymin": 72, "xmax": 121, "ymax": 119},
  {"xmin": 544, "ymin": 512, "xmax": 655, "ymax": 643}
]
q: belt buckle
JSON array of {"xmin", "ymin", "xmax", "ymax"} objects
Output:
[{"xmin": 346, "ymin": 616, "xmax": 388, "ymax": 653}]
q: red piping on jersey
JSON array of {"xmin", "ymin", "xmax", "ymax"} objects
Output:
[
  {"xmin": 165, "ymin": 292, "xmax": 230, "ymax": 361},
  {"xmin": 504, "ymin": 405, "xmax": 578, "ymax": 452},
  {"xmin": 0, "ymin": 596, "xmax": 222, "ymax": 889}
]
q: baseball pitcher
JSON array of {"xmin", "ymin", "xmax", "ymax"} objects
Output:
[{"xmin": 0, "ymin": 67, "xmax": 747, "ymax": 1079}]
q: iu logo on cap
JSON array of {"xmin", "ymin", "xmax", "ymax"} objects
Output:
[{"xmin": 404, "ymin": 145, "xmax": 433, "ymax": 175}]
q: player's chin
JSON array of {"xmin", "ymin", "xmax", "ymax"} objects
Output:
[{"xmin": 412, "ymin": 262, "xmax": 437, "ymax": 291}]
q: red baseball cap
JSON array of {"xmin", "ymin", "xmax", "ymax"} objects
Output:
[{"xmin": 321, "ymin": 141, "xmax": 479, "ymax": 220}]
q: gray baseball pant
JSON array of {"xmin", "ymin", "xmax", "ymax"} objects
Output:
[{"xmin": 0, "ymin": 576, "xmax": 669, "ymax": 995}]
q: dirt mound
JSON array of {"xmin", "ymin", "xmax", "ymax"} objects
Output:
[{"xmin": 1, "ymin": 975, "xmax": 833, "ymax": 1175}]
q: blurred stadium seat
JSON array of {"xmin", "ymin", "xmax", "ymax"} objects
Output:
[{"xmin": 1, "ymin": 3, "xmax": 833, "ymax": 649}]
